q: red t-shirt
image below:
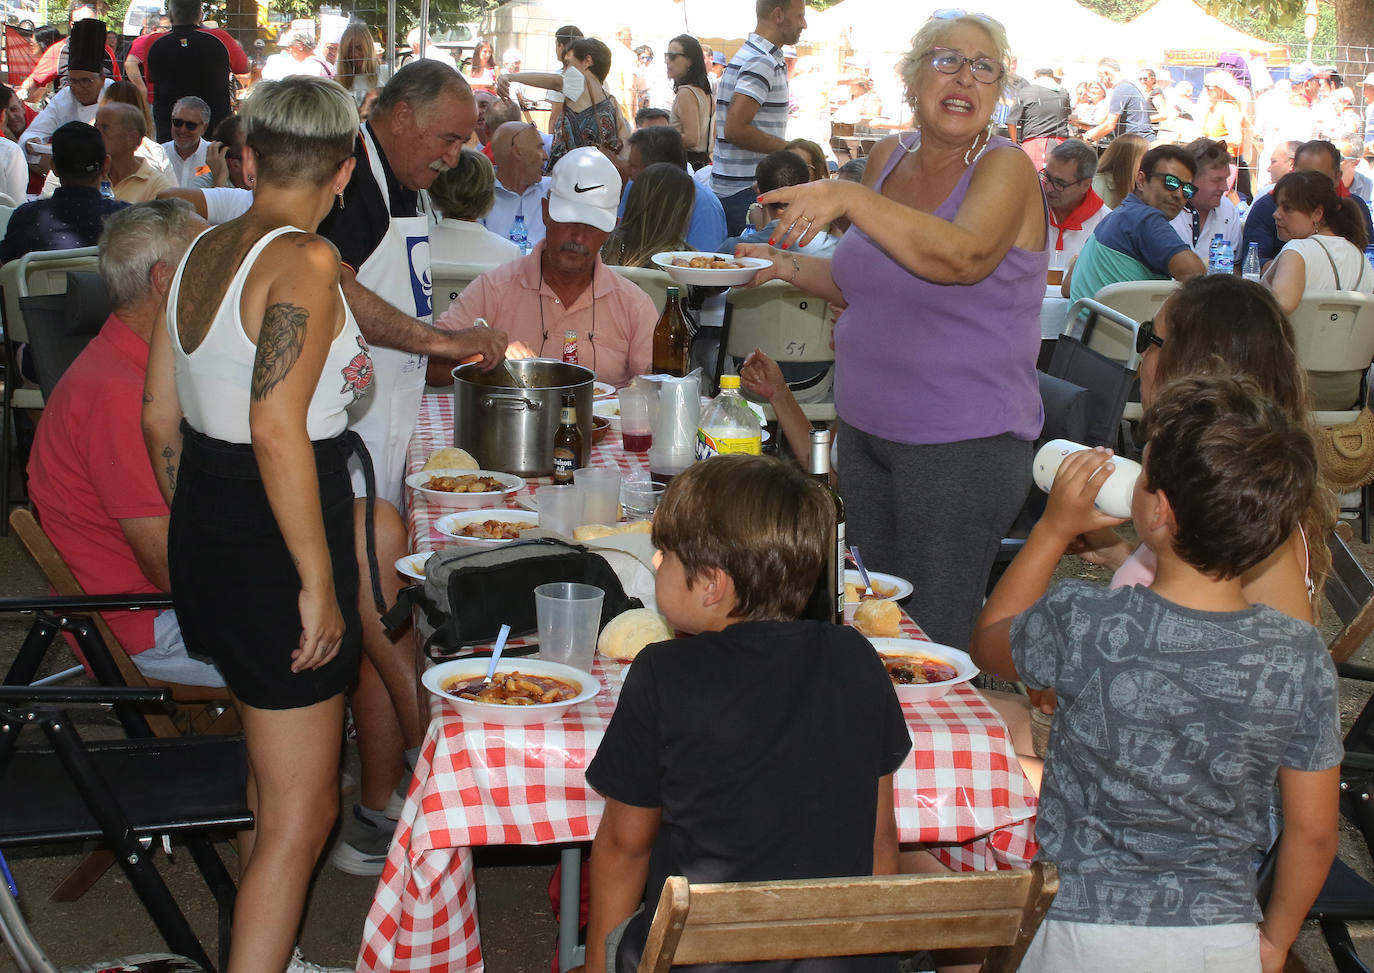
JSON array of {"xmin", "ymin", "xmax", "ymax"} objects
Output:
[
  {"xmin": 27, "ymin": 313, "xmax": 168, "ymax": 654},
  {"xmin": 25, "ymin": 39, "xmax": 122, "ymax": 88}
]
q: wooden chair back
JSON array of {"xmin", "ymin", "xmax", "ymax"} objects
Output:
[
  {"xmin": 1325, "ymin": 523, "xmax": 1374, "ymax": 664},
  {"xmin": 637, "ymin": 862, "xmax": 1058, "ymax": 973}
]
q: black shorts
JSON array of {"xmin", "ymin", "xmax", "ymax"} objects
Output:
[{"xmin": 168, "ymin": 422, "xmax": 362, "ymax": 710}]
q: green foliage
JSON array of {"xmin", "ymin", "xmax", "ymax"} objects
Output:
[{"xmin": 1079, "ymin": 0, "xmax": 1338, "ymax": 44}]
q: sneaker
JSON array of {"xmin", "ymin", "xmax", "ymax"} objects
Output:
[
  {"xmin": 285, "ymin": 946, "xmax": 353, "ymax": 973},
  {"xmin": 329, "ymin": 804, "xmax": 396, "ymax": 876}
]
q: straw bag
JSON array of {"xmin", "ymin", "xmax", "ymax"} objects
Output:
[{"xmin": 1316, "ymin": 408, "xmax": 1374, "ymax": 492}]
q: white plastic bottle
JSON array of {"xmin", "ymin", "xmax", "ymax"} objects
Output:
[
  {"xmin": 696, "ymin": 376, "xmax": 762, "ymax": 459},
  {"xmin": 1032, "ymin": 440, "xmax": 1142, "ymax": 519}
]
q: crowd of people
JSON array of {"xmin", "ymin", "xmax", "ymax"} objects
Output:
[{"xmin": 2, "ymin": 1, "xmax": 1371, "ymax": 971}]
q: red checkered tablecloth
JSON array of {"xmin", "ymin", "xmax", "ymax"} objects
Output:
[{"xmin": 356, "ymin": 394, "xmax": 1039, "ymax": 973}]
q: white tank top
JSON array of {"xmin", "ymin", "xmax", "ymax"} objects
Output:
[{"xmin": 167, "ymin": 225, "xmax": 374, "ymax": 445}]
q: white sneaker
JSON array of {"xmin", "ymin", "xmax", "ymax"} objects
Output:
[
  {"xmin": 329, "ymin": 804, "xmax": 396, "ymax": 876},
  {"xmin": 285, "ymin": 946, "xmax": 352, "ymax": 973}
]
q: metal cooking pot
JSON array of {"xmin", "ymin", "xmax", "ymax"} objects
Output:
[{"xmin": 452, "ymin": 359, "xmax": 595, "ymax": 476}]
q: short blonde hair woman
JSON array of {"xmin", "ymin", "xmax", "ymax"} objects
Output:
[{"xmin": 142, "ymin": 76, "xmax": 373, "ymax": 972}]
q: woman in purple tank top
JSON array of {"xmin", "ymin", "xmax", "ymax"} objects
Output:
[{"xmin": 736, "ymin": 13, "xmax": 1048, "ymax": 649}]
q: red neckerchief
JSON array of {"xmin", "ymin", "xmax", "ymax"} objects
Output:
[
  {"xmin": 1049, "ymin": 187, "xmax": 1106, "ymax": 249},
  {"xmin": 1337, "ymin": 179, "xmax": 1352, "ymax": 198}
]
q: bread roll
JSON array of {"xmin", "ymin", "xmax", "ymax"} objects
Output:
[
  {"xmin": 598, "ymin": 608, "xmax": 674, "ymax": 661},
  {"xmin": 853, "ymin": 599, "xmax": 900, "ymax": 639},
  {"xmin": 422, "ymin": 447, "xmax": 478, "ymax": 471}
]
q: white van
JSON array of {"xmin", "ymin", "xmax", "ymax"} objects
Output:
[{"xmin": 122, "ymin": 0, "xmax": 163, "ymax": 37}]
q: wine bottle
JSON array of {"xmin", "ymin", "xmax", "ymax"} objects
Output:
[
  {"xmin": 552, "ymin": 393, "xmax": 581, "ymax": 484},
  {"xmin": 803, "ymin": 427, "xmax": 845, "ymax": 624},
  {"xmin": 651, "ymin": 286, "xmax": 691, "ymax": 377}
]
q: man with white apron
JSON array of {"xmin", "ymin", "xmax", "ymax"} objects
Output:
[{"xmin": 317, "ymin": 59, "xmax": 519, "ymax": 877}]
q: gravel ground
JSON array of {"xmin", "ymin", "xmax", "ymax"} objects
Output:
[{"xmin": 3, "ymin": 520, "xmax": 1373, "ymax": 972}]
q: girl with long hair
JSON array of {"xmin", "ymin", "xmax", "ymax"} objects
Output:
[
  {"xmin": 335, "ymin": 22, "xmax": 380, "ymax": 108},
  {"xmin": 1092, "ymin": 132, "xmax": 1148, "ymax": 209},
  {"xmin": 601, "ymin": 162, "xmax": 694, "ymax": 267}
]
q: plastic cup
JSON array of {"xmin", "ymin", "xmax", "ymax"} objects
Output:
[
  {"xmin": 535, "ymin": 581, "xmax": 604, "ymax": 673},
  {"xmin": 577, "ymin": 467, "xmax": 622, "ymax": 526},
  {"xmin": 619, "ymin": 387, "xmax": 652, "ymax": 452},
  {"xmin": 622, "ymin": 480, "xmax": 665, "ymax": 521},
  {"xmin": 536, "ymin": 485, "xmax": 583, "ymax": 537}
]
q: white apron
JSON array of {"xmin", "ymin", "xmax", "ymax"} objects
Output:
[{"xmin": 346, "ymin": 124, "xmax": 432, "ymax": 509}]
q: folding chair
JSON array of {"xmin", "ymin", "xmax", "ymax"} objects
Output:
[
  {"xmin": 0, "ymin": 684, "xmax": 250, "ymax": 973},
  {"xmin": 1289, "ymin": 290, "xmax": 1374, "ymax": 542},
  {"xmin": 1049, "ymin": 299, "xmax": 1142, "ymax": 450},
  {"xmin": 0, "ymin": 247, "xmax": 100, "ymax": 531},
  {"xmin": 716, "ymin": 280, "xmax": 835, "ymax": 422},
  {"xmin": 611, "ymin": 264, "xmax": 675, "ymax": 318},
  {"xmin": 1084, "ymin": 279, "xmax": 1178, "ymax": 364},
  {"xmin": 430, "ymin": 260, "xmax": 492, "ymax": 319},
  {"xmin": 636, "ymin": 862, "xmax": 1058, "ymax": 972},
  {"xmin": 19, "ymin": 269, "xmax": 111, "ymax": 400}
]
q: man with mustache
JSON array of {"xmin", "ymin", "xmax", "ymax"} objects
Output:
[{"xmin": 432, "ymin": 146, "xmax": 655, "ymax": 388}]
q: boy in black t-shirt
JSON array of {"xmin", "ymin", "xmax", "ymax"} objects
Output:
[{"xmin": 583, "ymin": 455, "xmax": 912, "ymax": 973}]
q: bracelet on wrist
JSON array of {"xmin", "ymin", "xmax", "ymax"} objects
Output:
[{"xmin": 786, "ymin": 253, "xmax": 801, "ymax": 283}]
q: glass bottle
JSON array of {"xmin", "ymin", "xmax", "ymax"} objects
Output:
[
  {"xmin": 651, "ymin": 286, "xmax": 691, "ymax": 377},
  {"xmin": 809, "ymin": 427, "xmax": 845, "ymax": 625},
  {"xmin": 552, "ymin": 393, "xmax": 581, "ymax": 484}
]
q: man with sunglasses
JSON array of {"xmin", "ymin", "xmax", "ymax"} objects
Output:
[
  {"xmin": 1043, "ymin": 138, "xmax": 1108, "ymax": 266},
  {"xmin": 1067, "ymin": 144, "xmax": 1205, "ymax": 304}
]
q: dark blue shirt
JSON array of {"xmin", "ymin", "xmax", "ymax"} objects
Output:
[{"xmin": 0, "ymin": 186, "xmax": 127, "ymax": 264}]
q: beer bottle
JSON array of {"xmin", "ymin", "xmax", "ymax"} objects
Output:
[
  {"xmin": 651, "ymin": 286, "xmax": 691, "ymax": 377},
  {"xmin": 802, "ymin": 427, "xmax": 845, "ymax": 624},
  {"xmin": 552, "ymin": 393, "xmax": 581, "ymax": 484}
]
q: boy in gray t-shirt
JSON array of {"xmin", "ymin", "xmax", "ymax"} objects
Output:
[{"xmin": 971, "ymin": 375, "xmax": 1342, "ymax": 973}]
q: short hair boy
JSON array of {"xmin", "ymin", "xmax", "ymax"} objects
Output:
[
  {"xmin": 970, "ymin": 375, "xmax": 1341, "ymax": 972},
  {"xmin": 584, "ymin": 455, "xmax": 912, "ymax": 973}
]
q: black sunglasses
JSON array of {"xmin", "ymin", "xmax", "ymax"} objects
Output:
[
  {"xmin": 1136, "ymin": 318, "xmax": 1165, "ymax": 355},
  {"xmin": 1144, "ymin": 171, "xmax": 1196, "ymax": 199},
  {"xmin": 171, "ymin": 118, "xmax": 201, "ymax": 130},
  {"xmin": 1039, "ymin": 168, "xmax": 1086, "ymax": 192}
]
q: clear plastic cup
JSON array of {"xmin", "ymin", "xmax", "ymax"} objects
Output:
[
  {"xmin": 622, "ymin": 480, "xmax": 665, "ymax": 521},
  {"xmin": 535, "ymin": 582, "xmax": 604, "ymax": 673},
  {"xmin": 619, "ymin": 386, "xmax": 652, "ymax": 452},
  {"xmin": 576, "ymin": 467, "xmax": 622, "ymax": 526},
  {"xmin": 536, "ymin": 485, "xmax": 583, "ymax": 537}
]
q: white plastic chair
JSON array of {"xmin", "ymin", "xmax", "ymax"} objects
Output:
[
  {"xmin": 430, "ymin": 261, "xmax": 493, "ymax": 320},
  {"xmin": 719, "ymin": 280, "xmax": 835, "ymax": 422},
  {"xmin": 1, "ymin": 246, "xmax": 100, "ymax": 531},
  {"xmin": 1081, "ymin": 279, "xmax": 1179, "ymax": 364},
  {"xmin": 610, "ymin": 264, "xmax": 675, "ymax": 316}
]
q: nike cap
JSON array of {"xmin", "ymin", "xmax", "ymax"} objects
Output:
[{"xmin": 547, "ymin": 146, "xmax": 621, "ymax": 233}]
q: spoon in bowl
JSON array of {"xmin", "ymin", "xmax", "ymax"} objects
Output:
[
  {"xmin": 850, "ymin": 546, "xmax": 874, "ymax": 599},
  {"xmin": 475, "ymin": 623, "xmax": 512, "ymax": 692}
]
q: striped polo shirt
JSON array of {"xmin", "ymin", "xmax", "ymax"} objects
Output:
[{"xmin": 711, "ymin": 32, "xmax": 788, "ymax": 199}]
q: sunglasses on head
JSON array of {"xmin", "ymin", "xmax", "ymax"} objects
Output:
[
  {"xmin": 171, "ymin": 118, "xmax": 201, "ymax": 130},
  {"xmin": 1136, "ymin": 318, "xmax": 1164, "ymax": 354},
  {"xmin": 1145, "ymin": 171, "xmax": 1196, "ymax": 199},
  {"xmin": 1039, "ymin": 167, "xmax": 1086, "ymax": 192},
  {"xmin": 926, "ymin": 47, "xmax": 1004, "ymax": 85}
]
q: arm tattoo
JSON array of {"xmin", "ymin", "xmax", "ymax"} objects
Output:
[
  {"xmin": 161, "ymin": 444, "xmax": 177, "ymax": 492},
  {"xmin": 251, "ymin": 302, "xmax": 310, "ymax": 401}
]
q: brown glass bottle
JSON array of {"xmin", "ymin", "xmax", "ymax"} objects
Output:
[
  {"xmin": 651, "ymin": 286, "xmax": 691, "ymax": 377},
  {"xmin": 552, "ymin": 393, "xmax": 581, "ymax": 484}
]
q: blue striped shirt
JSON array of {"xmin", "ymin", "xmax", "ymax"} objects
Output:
[{"xmin": 711, "ymin": 32, "xmax": 788, "ymax": 198}]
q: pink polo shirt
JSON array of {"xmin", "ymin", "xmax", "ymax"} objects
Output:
[{"xmin": 434, "ymin": 241, "xmax": 656, "ymax": 388}]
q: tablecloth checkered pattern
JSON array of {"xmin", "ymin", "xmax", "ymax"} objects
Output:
[{"xmin": 356, "ymin": 394, "xmax": 1039, "ymax": 973}]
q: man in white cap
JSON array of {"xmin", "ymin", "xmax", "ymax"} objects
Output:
[
  {"xmin": 432, "ymin": 145, "xmax": 655, "ymax": 387},
  {"xmin": 260, "ymin": 28, "xmax": 331, "ymax": 80}
]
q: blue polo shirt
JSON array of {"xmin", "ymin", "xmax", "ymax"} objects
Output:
[{"xmin": 1068, "ymin": 192, "xmax": 1190, "ymax": 303}]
